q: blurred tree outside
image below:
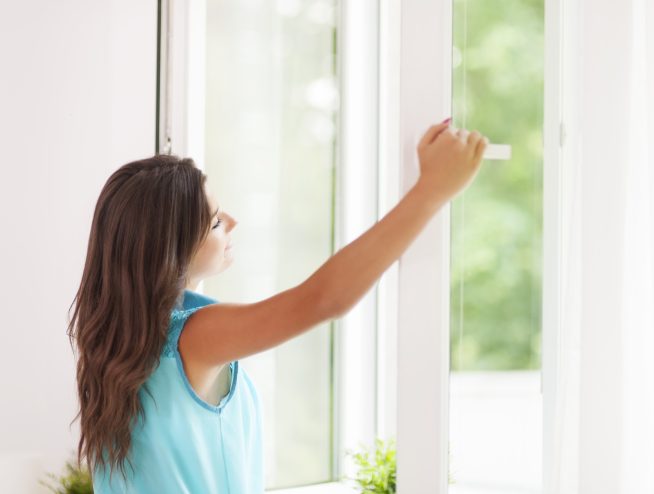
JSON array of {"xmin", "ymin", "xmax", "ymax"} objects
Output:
[{"xmin": 450, "ymin": 0, "xmax": 544, "ymax": 371}]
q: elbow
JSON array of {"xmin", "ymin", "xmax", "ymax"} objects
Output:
[
  {"xmin": 321, "ymin": 287, "xmax": 353, "ymax": 320},
  {"xmin": 318, "ymin": 290, "xmax": 344, "ymax": 320},
  {"xmin": 303, "ymin": 278, "xmax": 344, "ymax": 321}
]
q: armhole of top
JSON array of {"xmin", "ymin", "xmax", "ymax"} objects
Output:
[
  {"xmin": 164, "ymin": 306, "xmax": 203, "ymax": 358},
  {"xmin": 168, "ymin": 304, "xmax": 234, "ymax": 412}
]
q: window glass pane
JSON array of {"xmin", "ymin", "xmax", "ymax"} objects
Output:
[
  {"xmin": 449, "ymin": 0, "xmax": 544, "ymax": 491},
  {"xmin": 202, "ymin": 0, "xmax": 338, "ymax": 488}
]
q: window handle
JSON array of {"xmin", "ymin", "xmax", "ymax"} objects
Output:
[{"xmin": 483, "ymin": 143, "xmax": 512, "ymax": 161}]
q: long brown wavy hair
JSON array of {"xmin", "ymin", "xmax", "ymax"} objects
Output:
[{"xmin": 66, "ymin": 154, "xmax": 213, "ymax": 484}]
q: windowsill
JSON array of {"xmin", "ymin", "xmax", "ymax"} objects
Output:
[{"xmin": 266, "ymin": 481, "xmax": 359, "ymax": 494}]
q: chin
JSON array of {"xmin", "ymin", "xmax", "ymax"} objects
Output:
[{"xmin": 217, "ymin": 256, "xmax": 233, "ymax": 271}]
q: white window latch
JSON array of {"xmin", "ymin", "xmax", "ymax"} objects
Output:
[{"xmin": 483, "ymin": 143, "xmax": 512, "ymax": 161}]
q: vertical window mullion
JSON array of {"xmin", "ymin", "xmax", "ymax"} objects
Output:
[
  {"xmin": 396, "ymin": 0, "xmax": 453, "ymax": 492},
  {"xmin": 334, "ymin": 0, "xmax": 381, "ymax": 482},
  {"xmin": 543, "ymin": 0, "xmax": 563, "ymax": 491}
]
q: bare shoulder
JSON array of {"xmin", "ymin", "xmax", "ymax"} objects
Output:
[{"xmin": 178, "ymin": 281, "xmax": 336, "ymax": 369}]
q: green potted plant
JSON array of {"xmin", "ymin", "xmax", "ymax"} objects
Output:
[
  {"xmin": 345, "ymin": 437, "xmax": 396, "ymax": 493},
  {"xmin": 39, "ymin": 452, "xmax": 93, "ymax": 494},
  {"xmin": 345, "ymin": 437, "xmax": 455, "ymax": 493}
]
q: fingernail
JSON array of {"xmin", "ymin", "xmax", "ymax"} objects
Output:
[{"xmin": 442, "ymin": 117, "xmax": 452, "ymax": 124}]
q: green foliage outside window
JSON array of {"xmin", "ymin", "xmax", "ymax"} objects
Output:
[{"xmin": 450, "ymin": 0, "xmax": 544, "ymax": 371}]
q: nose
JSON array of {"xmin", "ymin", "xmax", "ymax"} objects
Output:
[{"xmin": 226, "ymin": 213, "xmax": 237, "ymax": 231}]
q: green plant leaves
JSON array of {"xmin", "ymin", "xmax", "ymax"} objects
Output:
[
  {"xmin": 39, "ymin": 457, "xmax": 93, "ymax": 494},
  {"xmin": 345, "ymin": 437, "xmax": 396, "ymax": 494}
]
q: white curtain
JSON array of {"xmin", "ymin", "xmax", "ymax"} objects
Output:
[{"xmin": 550, "ymin": 0, "xmax": 654, "ymax": 493}]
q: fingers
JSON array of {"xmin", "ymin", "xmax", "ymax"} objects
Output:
[
  {"xmin": 473, "ymin": 135, "xmax": 490, "ymax": 164},
  {"xmin": 466, "ymin": 130, "xmax": 482, "ymax": 148},
  {"xmin": 455, "ymin": 128, "xmax": 488, "ymax": 165},
  {"xmin": 418, "ymin": 121, "xmax": 451, "ymax": 149},
  {"xmin": 458, "ymin": 128, "xmax": 486, "ymax": 153},
  {"xmin": 418, "ymin": 122, "xmax": 489, "ymax": 166}
]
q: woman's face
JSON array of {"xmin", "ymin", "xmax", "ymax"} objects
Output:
[{"xmin": 186, "ymin": 187, "xmax": 237, "ymax": 289}]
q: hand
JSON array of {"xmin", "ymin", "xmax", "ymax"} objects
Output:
[{"xmin": 415, "ymin": 120, "xmax": 489, "ymax": 203}]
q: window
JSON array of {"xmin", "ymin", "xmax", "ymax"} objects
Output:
[{"xmin": 449, "ymin": 0, "xmax": 544, "ymax": 492}]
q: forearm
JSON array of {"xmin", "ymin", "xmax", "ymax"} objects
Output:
[{"xmin": 306, "ymin": 181, "xmax": 449, "ymax": 317}]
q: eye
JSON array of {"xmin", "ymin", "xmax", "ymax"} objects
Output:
[{"xmin": 212, "ymin": 219, "xmax": 222, "ymax": 230}]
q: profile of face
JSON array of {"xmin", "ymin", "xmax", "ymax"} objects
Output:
[{"xmin": 186, "ymin": 184, "xmax": 237, "ymax": 290}]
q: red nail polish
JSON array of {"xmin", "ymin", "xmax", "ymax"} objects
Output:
[{"xmin": 442, "ymin": 117, "xmax": 452, "ymax": 124}]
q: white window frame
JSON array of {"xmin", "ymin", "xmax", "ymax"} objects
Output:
[
  {"xmin": 331, "ymin": 0, "xmax": 381, "ymax": 487},
  {"xmin": 394, "ymin": 0, "xmax": 453, "ymax": 491},
  {"xmin": 161, "ymin": 0, "xmax": 563, "ymax": 492},
  {"xmin": 543, "ymin": 0, "xmax": 566, "ymax": 492},
  {"xmin": 392, "ymin": 0, "xmax": 561, "ymax": 491}
]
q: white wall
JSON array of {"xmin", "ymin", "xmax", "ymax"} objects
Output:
[{"xmin": 0, "ymin": 1, "xmax": 156, "ymax": 491}]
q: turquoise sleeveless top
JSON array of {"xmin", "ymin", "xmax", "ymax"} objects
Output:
[{"xmin": 92, "ymin": 289, "xmax": 264, "ymax": 493}]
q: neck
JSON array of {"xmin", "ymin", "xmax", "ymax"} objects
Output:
[{"xmin": 185, "ymin": 278, "xmax": 200, "ymax": 292}]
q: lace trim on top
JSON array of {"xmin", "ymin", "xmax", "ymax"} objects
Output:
[{"xmin": 162, "ymin": 306, "xmax": 202, "ymax": 358}]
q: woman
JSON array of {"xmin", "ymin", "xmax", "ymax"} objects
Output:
[{"xmin": 68, "ymin": 117, "xmax": 488, "ymax": 493}]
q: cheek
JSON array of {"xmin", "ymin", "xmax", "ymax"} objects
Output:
[
  {"xmin": 196, "ymin": 235, "xmax": 223, "ymax": 268},
  {"xmin": 205, "ymin": 233, "xmax": 224, "ymax": 258}
]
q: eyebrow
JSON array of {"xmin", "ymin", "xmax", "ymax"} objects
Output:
[{"xmin": 213, "ymin": 205, "xmax": 220, "ymax": 217}]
